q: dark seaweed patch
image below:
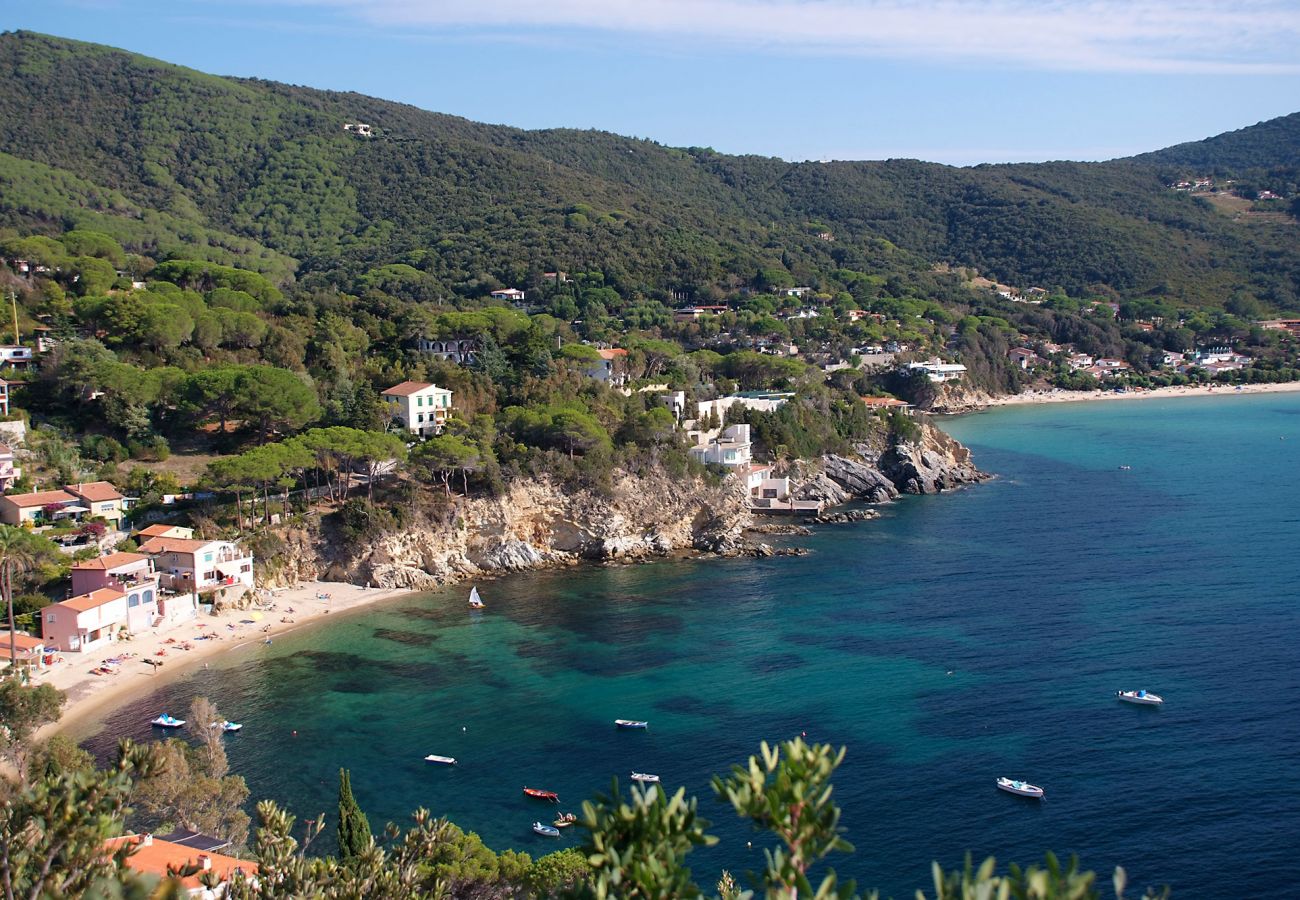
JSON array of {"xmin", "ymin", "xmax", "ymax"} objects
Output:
[{"xmin": 374, "ymin": 628, "xmax": 438, "ymax": 647}]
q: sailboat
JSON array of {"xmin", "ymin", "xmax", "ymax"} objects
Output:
[{"xmin": 468, "ymin": 586, "xmax": 485, "ymax": 609}]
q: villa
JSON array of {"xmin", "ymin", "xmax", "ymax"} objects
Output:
[
  {"xmin": 136, "ymin": 523, "xmax": 196, "ymax": 541},
  {"xmin": 489, "ymin": 288, "xmax": 526, "ymax": 303},
  {"xmin": 106, "ymin": 834, "xmax": 257, "ymax": 897},
  {"xmin": 690, "ymin": 423, "xmax": 753, "ymax": 468},
  {"xmin": 42, "ymin": 587, "xmax": 133, "ymax": 653},
  {"xmin": 381, "ymin": 381, "xmax": 454, "ymax": 436},
  {"xmin": 70, "ymin": 551, "xmax": 158, "ymax": 596},
  {"xmin": 0, "ymin": 630, "xmax": 52, "ymax": 672},
  {"xmin": 416, "ymin": 336, "xmax": 477, "ymax": 364},
  {"xmin": 0, "ymin": 489, "xmax": 81, "ymax": 527},
  {"xmin": 584, "ymin": 348, "xmax": 629, "ymax": 387},
  {"xmin": 65, "ymin": 481, "xmax": 128, "ymax": 528},
  {"xmin": 138, "ymin": 536, "xmax": 255, "ymax": 595},
  {"xmin": 906, "ymin": 360, "xmax": 967, "ymax": 383}
]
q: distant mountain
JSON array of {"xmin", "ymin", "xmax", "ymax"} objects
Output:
[
  {"xmin": 0, "ymin": 30, "xmax": 1296, "ymax": 309},
  {"xmin": 1129, "ymin": 112, "xmax": 1300, "ymax": 172}
]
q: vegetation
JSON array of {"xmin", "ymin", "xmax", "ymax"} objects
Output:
[{"xmin": 336, "ymin": 767, "xmax": 372, "ymax": 862}]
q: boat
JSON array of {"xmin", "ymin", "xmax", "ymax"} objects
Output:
[
  {"xmin": 631, "ymin": 772, "xmax": 661, "ymax": 783},
  {"xmin": 553, "ymin": 813, "xmax": 577, "ymax": 828},
  {"xmin": 996, "ymin": 777, "xmax": 1045, "ymax": 799},
  {"xmin": 468, "ymin": 586, "xmax": 485, "ymax": 609},
  {"xmin": 1116, "ymin": 689, "xmax": 1163, "ymax": 706},
  {"xmin": 532, "ymin": 822, "xmax": 561, "ymax": 837},
  {"xmin": 424, "ymin": 754, "xmax": 457, "ymax": 765},
  {"xmin": 615, "ymin": 719, "xmax": 649, "ymax": 729},
  {"xmin": 213, "ymin": 720, "xmax": 242, "ymax": 732},
  {"xmin": 150, "ymin": 714, "xmax": 185, "ymax": 728},
  {"xmin": 523, "ymin": 787, "xmax": 560, "ymax": 802}
]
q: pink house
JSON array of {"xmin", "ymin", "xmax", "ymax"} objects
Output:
[
  {"xmin": 42, "ymin": 587, "xmax": 131, "ymax": 653},
  {"xmin": 70, "ymin": 551, "xmax": 158, "ymax": 596}
]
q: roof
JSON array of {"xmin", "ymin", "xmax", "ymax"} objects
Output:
[
  {"xmin": 66, "ymin": 481, "xmax": 124, "ymax": 503},
  {"xmin": 71, "ymin": 552, "xmax": 150, "ymax": 572},
  {"xmin": 137, "ymin": 524, "xmax": 188, "ymax": 538},
  {"xmin": 106, "ymin": 835, "xmax": 257, "ymax": 891},
  {"xmin": 139, "ymin": 537, "xmax": 214, "ymax": 555},
  {"xmin": 0, "ymin": 443, "xmax": 9, "ymax": 454},
  {"xmin": 862, "ymin": 396, "xmax": 910, "ymax": 408},
  {"xmin": 57, "ymin": 587, "xmax": 127, "ymax": 613},
  {"xmin": 381, "ymin": 380, "xmax": 442, "ymax": 397},
  {"xmin": 154, "ymin": 828, "xmax": 232, "ymax": 853},
  {"xmin": 0, "ymin": 631, "xmax": 46, "ymax": 653},
  {"xmin": 0, "ymin": 489, "xmax": 77, "ymax": 508},
  {"xmin": 597, "ymin": 348, "xmax": 628, "ymax": 359}
]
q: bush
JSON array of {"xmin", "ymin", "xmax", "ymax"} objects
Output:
[
  {"xmin": 334, "ymin": 498, "xmax": 397, "ymax": 541},
  {"xmin": 81, "ymin": 435, "xmax": 127, "ymax": 463}
]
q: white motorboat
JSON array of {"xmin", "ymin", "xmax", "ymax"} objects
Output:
[
  {"xmin": 424, "ymin": 754, "xmax": 457, "ymax": 765},
  {"xmin": 996, "ymin": 777, "xmax": 1044, "ymax": 799},
  {"xmin": 615, "ymin": 719, "xmax": 648, "ymax": 729},
  {"xmin": 212, "ymin": 720, "xmax": 242, "ymax": 732},
  {"xmin": 1116, "ymin": 689, "xmax": 1163, "ymax": 706},
  {"xmin": 532, "ymin": 822, "xmax": 561, "ymax": 837},
  {"xmin": 631, "ymin": 772, "xmax": 660, "ymax": 783},
  {"xmin": 150, "ymin": 714, "xmax": 185, "ymax": 728}
]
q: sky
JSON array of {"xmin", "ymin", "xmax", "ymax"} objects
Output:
[{"xmin": 3, "ymin": 0, "xmax": 1299, "ymax": 166}]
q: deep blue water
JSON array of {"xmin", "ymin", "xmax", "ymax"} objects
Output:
[{"xmin": 85, "ymin": 393, "xmax": 1300, "ymax": 898}]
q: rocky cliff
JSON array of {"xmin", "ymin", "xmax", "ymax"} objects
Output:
[{"xmin": 261, "ymin": 422, "xmax": 986, "ymax": 591}]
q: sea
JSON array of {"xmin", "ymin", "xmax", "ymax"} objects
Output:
[{"xmin": 84, "ymin": 393, "xmax": 1300, "ymax": 898}]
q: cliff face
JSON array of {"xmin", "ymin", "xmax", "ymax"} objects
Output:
[
  {"xmin": 262, "ymin": 421, "xmax": 986, "ymax": 591},
  {"xmin": 261, "ymin": 470, "xmax": 752, "ymax": 590}
]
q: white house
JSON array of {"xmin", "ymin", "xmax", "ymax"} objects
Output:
[
  {"xmin": 744, "ymin": 464, "xmax": 822, "ymax": 515},
  {"xmin": 583, "ymin": 348, "xmax": 629, "ymax": 387},
  {"xmin": 139, "ymin": 537, "xmax": 254, "ymax": 596},
  {"xmin": 490, "ymin": 288, "xmax": 527, "ymax": 304},
  {"xmin": 343, "ymin": 123, "xmax": 373, "ymax": 137},
  {"xmin": 689, "ymin": 424, "xmax": 753, "ymax": 468},
  {"xmin": 906, "ymin": 360, "xmax": 967, "ymax": 383},
  {"xmin": 0, "ymin": 346, "xmax": 33, "ymax": 368},
  {"xmin": 416, "ymin": 337, "xmax": 477, "ymax": 365},
  {"xmin": 381, "ymin": 381, "xmax": 454, "ymax": 436}
]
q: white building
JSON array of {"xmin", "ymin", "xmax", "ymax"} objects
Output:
[
  {"xmin": 381, "ymin": 381, "xmax": 454, "ymax": 436},
  {"xmin": 416, "ymin": 337, "xmax": 477, "ymax": 365},
  {"xmin": 906, "ymin": 360, "xmax": 967, "ymax": 383},
  {"xmin": 744, "ymin": 464, "xmax": 822, "ymax": 515},
  {"xmin": 0, "ymin": 346, "xmax": 33, "ymax": 368},
  {"xmin": 490, "ymin": 288, "xmax": 527, "ymax": 304},
  {"xmin": 689, "ymin": 424, "xmax": 753, "ymax": 468},
  {"xmin": 139, "ymin": 537, "xmax": 255, "ymax": 596},
  {"xmin": 583, "ymin": 349, "xmax": 629, "ymax": 387}
]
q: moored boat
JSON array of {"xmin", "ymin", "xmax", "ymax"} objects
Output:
[
  {"xmin": 615, "ymin": 719, "xmax": 648, "ymax": 729},
  {"xmin": 216, "ymin": 720, "xmax": 242, "ymax": 732},
  {"xmin": 553, "ymin": 813, "xmax": 577, "ymax": 828},
  {"xmin": 996, "ymin": 777, "xmax": 1044, "ymax": 799},
  {"xmin": 631, "ymin": 772, "xmax": 660, "ymax": 783},
  {"xmin": 150, "ymin": 714, "xmax": 185, "ymax": 728},
  {"xmin": 1116, "ymin": 689, "xmax": 1163, "ymax": 706},
  {"xmin": 424, "ymin": 754, "xmax": 457, "ymax": 765},
  {"xmin": 523, "ymin": 787, "xmax": 560, "ymax": 801},
  {"xmin": 468, "ymin": 586, "xmax": 485, "ymax": 609},
  {"xmin": 532, "ymin": 822, "xmax": 561, "ymax": 837}
]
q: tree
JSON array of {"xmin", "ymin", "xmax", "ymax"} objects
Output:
[
  {"xmin": 413, "ymin": 434, "xmax": 481, "ymax": 496},
  {"xmin": 235, "ymin": 366, "xmax": 321, "ymax": 441},
  {"xmin": 337, "ymin": 768, "xmax": 372, "ymax": 862},
  {"xmin": 0, "ymin": 526, "xmax": 58, "ymax": 672},
  {"xmin": 0, "ymin": 678, "xmax": 65, "ymax": 775}
]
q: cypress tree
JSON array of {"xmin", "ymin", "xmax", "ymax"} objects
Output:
[{"xmin": 336, "ymin": 768, "xmax": 371, "ymax": 860}]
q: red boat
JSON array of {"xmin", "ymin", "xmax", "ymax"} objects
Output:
[{"xmin": 523, "ymin": 787, "xmax": 560, "ymax": 802}]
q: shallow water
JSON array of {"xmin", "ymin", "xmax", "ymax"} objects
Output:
[{"xmin": 86, "ymin": 393, "xmax": 1300, "ymax": 898}]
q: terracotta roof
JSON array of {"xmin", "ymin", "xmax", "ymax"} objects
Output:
[
  {"xmin": 0, "ymin": 631, "xmax": 46, "ymax": 653},
  {"xmin": 137, "ymin": 524, "xmax": 188, "ymax": 538},
  {"xmin": 139, "ymin": 537, "xmax": 213, "ymax": 555},
  {"xmin": 0, "ymin": 489, "xmax": 76, "ymax": 508},
  {"xmin": 106, "ymin": 835, "xmax": 258, "ymax": 891},
  {"xmin": 57, "ymin": 587, "xmax": 126, "ymax": 613},
  {"xmin": 381, "ymin": 380, "xmax": 436, "ymax": 397},
  {"xmin": 861, "ymin": 396, "xmax": 910, "ymax": 408},
  {"xmin": 66, "ymin": 481, "xmax": 124, "ymax": 503},
  {"xmin": 597, "ymin": 348, "xmax": 628, "ymax": 359},
  {"xmin": 71, "ymin": 552, "xmax": 150, "ymax": 572}
]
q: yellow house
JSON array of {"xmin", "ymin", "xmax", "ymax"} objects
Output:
[{"xmin": 65, "ymin": 481, "xmax": 126, "ymax": 528}]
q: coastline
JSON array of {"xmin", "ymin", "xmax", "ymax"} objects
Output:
[
  {"xmin": 36, "ymin": 581, "xmax": 415, "ymax": 742},
  {"xmin": 973, "ymin": 381, "xmax": 1300, "ymax": 409}
]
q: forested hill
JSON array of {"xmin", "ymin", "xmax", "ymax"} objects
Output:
[
  {"xmin": 1129, "ymin": 112, "xmax": 1300, "ymax": 171},
  {"xmin": 1, "ymin": 30, "xmax": 1297, "ymax": 310}
]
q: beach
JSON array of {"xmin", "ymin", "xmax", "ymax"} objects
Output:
[
  {"xmin": 35, "ymin": 581, "xmax": 413, "ymax": 742},
  {"xmin": 978, "ymin": 381, "xmax": 1300, "ymax": 407}
]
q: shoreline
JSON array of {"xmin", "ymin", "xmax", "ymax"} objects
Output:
[
  {"xmin": 37, "ymin": 581, "xmax": 416, "ymax": 742},
  {"xmin": 956, "ymin": 380, "xmax": 1300, "ymax": 411}
]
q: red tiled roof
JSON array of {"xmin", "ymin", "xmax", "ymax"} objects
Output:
[
  {"xmin": 597, "ymin": 348, "xmax": 628, "ymax": 359},
  {"xmin": 0, "ymin": 631, "xmax": 45, "ymax": 653},
  {"xmin": 66, "ymin": 481, "xmax": 124, "ymax": 503},
  {"xmin": 106, "ymin": 836, "xmax": 258, "ymax": 891},
  {"xmin": 71, "ymin": 552, "xmax": 150, "ymax": 571},
  {"xmin": 57, "ymin": 587, "xmax": 126, "ymax": 613},
  {"xmin": 137, "ymin": 524, "xmax": 185, "ymax": 538},
  {"xmin": 0, "ymin": 489, "xmax": 77, "ymax": 508},
  {"xmin": 139, "ymin": 537, "xmax": 212, "ymax": 555},
  {"xmin": 381, "ymin": 381, "xmax": 435, "ymax": 397}
]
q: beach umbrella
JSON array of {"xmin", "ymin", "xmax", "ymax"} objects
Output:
[{"xmin": 250, "ymin": 611, "xmax": 264, "ymax": 621}]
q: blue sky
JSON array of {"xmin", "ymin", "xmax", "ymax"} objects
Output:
[{"xmin": 5, "ymin": 0, "xmax": 1299, "ymax": 165}]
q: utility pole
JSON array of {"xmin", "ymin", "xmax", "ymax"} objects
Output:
[{"xmin": 7, "ymin": 291, "xmax": 16, "ymax": 346}]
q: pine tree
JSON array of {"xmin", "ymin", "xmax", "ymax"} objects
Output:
[{"xmin": 337, "ymin": 767, "xmax": 371, "ymax": 861}]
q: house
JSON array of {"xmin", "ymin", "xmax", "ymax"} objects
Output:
[
  {"xmin": 41, "ymin": 587, "xmax": 130, "ymax": 653},
  {"xmin": 343, "ymin": 122, "xmax": 372, "ymax": 137},
  {"xmin": 1258, "ymin": 319, "xmax": 1300, "ymax": 335},
  {"xmin": 0, "ymin": 442, "xmax": 19, "ymax": 492},
  {"xmin": 906, "ymin": 360, "xmax": 967, "ymax": 383},
  {"xmin": 139, "ymin": 537, "xmax": 255, "ymax": 596},
  {"xmin": 861, "ymin": 396, "xmax": 912, "ymax": 412},
  {"xmin": 416, "ymin": 337, "xmax": 477, "ymax": 365},
  {"xmin": 136, "ymin": 524, "xmax": 196, "ymax": 541},
  {"xmin": 381, "ymin": 381, "xmax": 454, "ymax": 436},
  {"xmin": 1067, "ymin": 353, "xmax": 1095, "ymax": 370},
  {"xmin": 70, "ymin": 551, "xmax": 157, "ymax": 596},
  {"xmin": 0, "ymin": 379, "xmax": 8, "ymax": 416},
  {"xmin": 542, "ymin": 271, "xmax": 571, "ymax": 284},
  {"xmin": 65, "ymin": 481, "xmax": 127, "ymax": 528},
  {"xmin": 106, "ymin": 834, "xmax": 257, "ymax": 897},
  {"xmin": 781, "ymin": 287, "xmax": 811, "ymax": 298},
  {"xmin": 0, "ymin": 631, "xmax": 52, "ymax": 672},
  {"xmin": 689, "ymin": 424, "xmax": 753, "ymax": 468},
  {"xmin": 1007, "ymin": 348, "xmax": 1043, "ymax": 370},
  {"xmin": 0, "ymin": 346, "xmax": 32, "ymax": 368},
  {"xmin": 489, "ymin": 288, "xmax": 527, "ymax": 304},
  {"xmin": 745, "ymin": 465, "xmax": 822, "ymax": 515},
  {"xmin": 658, "ymin": 391, "xmax": 688, "ymax": 423},
  {"xmin": 584, "ymin": 348, "xmax": 629, "ymax": 387},
  {"xmin": 1161, "ymin": 351, "xmax": 1187, "ymax": 367},
  {"xmin": 673, "ymin": 305, "xmax": 729, "ymax": 323},
  {"xmin": 0, "ymin": 489, "xmax": 80, "ymax": 527}
]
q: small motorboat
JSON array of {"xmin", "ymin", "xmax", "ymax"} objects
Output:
[
  {"xmin": 214, "ymin": 721, "xmax": 242, "ymax": 733},
  {"xmin": 532, "ymin": 822, "xmax": 561, "ymax": 837},
  {"xmin": 150, "ymin": 714, "xmax": 185, "ymax": 728},
  {"xmin": 553, "ymin": 813, "xmax": 578, "ymax": 828},
  {"xmin": 615, "ymin": 719, "xmax": 649, "ymax": 729},
  {"xmin": 1116, "ymin": 689, "xmax": 1163, "ymax": 706},
  {"xmin": 424, "ymin": 754, "xmax": 457, "ymax": 765},
  {"xmin": 523, "ymin": 787, "xmax": 560, "ymax": 802},
  {"xmin": 631, "ymin": 772, "xmax": 661, "ymax": 783},
  {"xmin": 996, "ymin": 777, "xmax": 1044, "ymax": 799},
  {"xmin": 468, "ymin": 586, "xmax": 485, "ymax": 609}
]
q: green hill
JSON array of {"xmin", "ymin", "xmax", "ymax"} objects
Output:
[{"xmin": 0, "ymin": 29, "xmax": 1297, "ymax": 309}]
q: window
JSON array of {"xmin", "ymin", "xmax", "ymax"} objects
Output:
[
  {"xmin": 128, "ymin": 593, "xmax": 140, "ymax": 608},
  {"xmin": 46, "ymin": 612, "xmax": 55, "ymax": 624},
  {"xmin": 418, "ymin": 413, "xmax": 425, "ymax": 423},
  {"xmin": 204, "ymin": 552, "xmax": 213, "ymax": 563},
  {"xmin": 203, "ymin": 571, "xmax": 217, "ymax": 582},
  {"xmin": 417, "ymin": 396, "xmax": 423, "ymax": 407},
  {"xmin": 143, "ymin": 589, "xmax": 154, "ymax": 604}
]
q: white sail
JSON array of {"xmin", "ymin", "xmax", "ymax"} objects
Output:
[{"xmin": 468, "ymin": 586, "xmax": 484, "ymax": 608}]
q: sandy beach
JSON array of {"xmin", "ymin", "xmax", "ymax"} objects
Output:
[
  {"xmin": 975, "ymin": 381, "xmax": 1300, "ymax": 408},
  {"xmin": 34, "ymin": 581, "xmax": 414, "ymax": 742}
]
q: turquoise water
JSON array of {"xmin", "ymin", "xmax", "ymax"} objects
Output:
[{"xmin": 86, "ymin": 394, "xmax": 1300, "ymax": 897}]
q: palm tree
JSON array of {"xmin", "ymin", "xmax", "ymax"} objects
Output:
[{"xmin": 0, "ymin": 525, "xmax": 45, "ymax": 672}]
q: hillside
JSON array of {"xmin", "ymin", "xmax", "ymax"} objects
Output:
[{"xmin": 0, "ymin": 30, "xmax": 1297, "ymax": 309}]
